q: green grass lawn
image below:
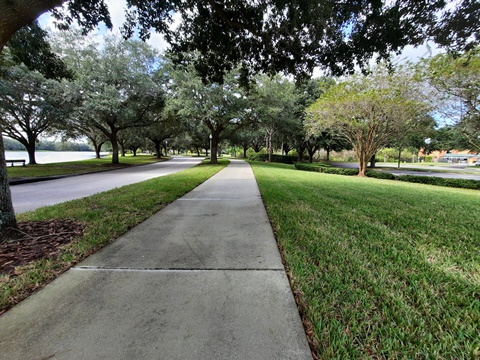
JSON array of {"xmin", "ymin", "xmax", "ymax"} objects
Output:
[
  {"xmin": 251, "ymin": 162, "xmax": 479, "ymax": 359},
  {"xmin": 7, "ymin": 154, "xmax": 166, "ymax": 180},
  {"xmin": 1, "ymin": 159, "xmax": 228, "ymax": 313}
]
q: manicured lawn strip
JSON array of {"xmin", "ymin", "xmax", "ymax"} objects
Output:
[
  {"xmin": 7, "ymin": 154, "xmax": 167, "ymax": 180},
  {"xmin": 0, "ymin": 159, "xmax": 228, "ymax": 313},
  {"xmin": 251, "ymin": 161, "xmax": 480, "ymax": 359}
]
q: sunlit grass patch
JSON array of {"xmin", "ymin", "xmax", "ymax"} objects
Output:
[
  {"xmin": 7, "ymin": 154, "xmax": 167, "ymax": 179},
  {"xmin": 251, "ymin": 161, "xmax": 480, "ymax": 359}
]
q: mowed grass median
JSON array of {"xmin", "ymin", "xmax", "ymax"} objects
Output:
[
  {"xmin": 7, "ymin": 154, "xmax": 166, "ymax": 180},
  {"xmin": 251, "ymin": 162, "xmax": 479, "ymax": 359},
  {"xmin": 1, "ymin": 159, "xmax": 228, "ymax": 314}
]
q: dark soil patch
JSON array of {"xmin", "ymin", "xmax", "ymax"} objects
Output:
[{"xmin": 0, "ymin": 219, "xmax": 85, "ymax": 275}]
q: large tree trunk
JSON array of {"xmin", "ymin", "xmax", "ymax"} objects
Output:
[
  {"xmin": 0, "ymin": 0, "xmax": 66, "ymax": 51},
  {"xmin": 307, "ymin": 148, "xmax": 315, "ymax": 163},
  {"xmin": 397, "ymin": 148, "xmax": 402, "ymax": 168},
  {"xmin": 26, "ymin": 141, "xmax": 37, "ymax": 165},
  {"xmin": 326, "ymin": 148, "xmax": 331, "ymax": 161},
  {"xmin": 94, "ymin": 142, "xmax": 105, "ymax": 159},
  {"xmin": 357, "ymin": 150, "xmax": 369, "ymax": 177},
  {"xmin": 369, "ymin": 153, "xmax": 376, "ymax": 168},
  {"xmin": 0, "ymin": 133, "xmax": 17, "ymax": 241},
  {"xmin": 154, "ymin": 142, "xmax": 162, "ymax": 159},
  {"xmin": 111, "ymin": 135, "xmax": 119, "ymax": 164},
  {"xmin": 267, "ymin": 132, "xmax": 273, "ymax": 162},
  {"xmin": 210, "ymin": 135, "xmax": 219, "ymax": 164},
  {"xmin": 358, "ymin": 159, "xmax": 367, "ymax": 176},
  {"xmin": 243, "ymin": 146, "xmax": 247, "ymax": 158},
  {"xmin": 297, "ymin": 146, "xmax": 306, "ymax": 162}
]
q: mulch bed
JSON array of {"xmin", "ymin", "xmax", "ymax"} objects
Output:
[{"xmin": 0, "ymin": 219, "xmax": 85, "ymax": 276}]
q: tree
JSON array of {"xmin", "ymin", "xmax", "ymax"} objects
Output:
[
  {"xmin": 307, "ymin": 65, "xmax": 431, "ymax": 176},
  {"xmin": 249, "ymin": 75, "xmax": 299, "ymax": 162},
  {"xmin": 0, "ymin": 64, "xmax": 68, "ymax": 164},
  {"xmin": 423, "ymin": 125, "xmax": 471, "ymax": 154},
  {"xmin": 6, "ymin": 21, "xmax": 73, "ymax": 80},
  {"xmin": 229, "ymin": 126, "xmax": 263, "ymax": 158},
  {"xmin": 422, "ymin": 48, "xmax": 480, "ymax": 151},
  {"xmin": 387, "ymin": 114, "xmax": 437, "ymax": 168},
  {"xmin": 186, "ymin": 123, "xmax": 210, "ymax": 157},
  {"xmin": 65, "ymin": 36, "xmax": 164, "ymax": 164},
  {"xmin": 293, "ymin": 77, "xmax": 338, "ymax": 162},
  {"xmin": 166, "ymin": 64, "xmax": 249, "ymax": 164},
  {"xmin": 316, "ymin": 130, "xmax": 352, "ymax": 162}
]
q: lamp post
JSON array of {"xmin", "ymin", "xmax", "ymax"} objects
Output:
[{"xmin": 209, "ymin": 134, "xmax": 212, "ymax": 160}]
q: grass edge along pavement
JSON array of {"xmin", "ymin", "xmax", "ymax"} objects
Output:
[
  {"xmin": 250, "ymin": 161, "xmax": 480, "ymax": 359},
  {"xmin": 0, "ymin": 159, "xmax": 228, "ymax": 314},
  {"xmin": 7, "ymin": 154, "xmax": 168, "ymax": 181}
]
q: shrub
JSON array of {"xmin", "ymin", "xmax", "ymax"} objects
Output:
[
  {"xmin": 397, "ymin": 175, "xmax": 480, "ymax": 190},
  {"xmin": 296, "ymin": 164, "xmax": 479, "ymax": 190},
  {"xmin": 366, "ymin": 170, "xmax": 396, "ymax": 180},
  {"xmin": 295, "ymin": 163, "xmax": 358, "ymax": 176},
  {"xmin": 249, "ymin": 153, "xmax": 299, "ymax": 164}
]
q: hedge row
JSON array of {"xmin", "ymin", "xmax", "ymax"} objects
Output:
[
  {"xmin": 295, "ymin": 163, "xmax": 358, "ymax": 176},
  {"xmin": 248, "ymin": 153, "xmax": 301, "ymax": 164},
  {"xmin": 295, "ymin": 163, "xmax": 480, "ymax": 190},
  {"xmin": 396, "ymin": 175, "xmax": 480, "ymax": 190}
]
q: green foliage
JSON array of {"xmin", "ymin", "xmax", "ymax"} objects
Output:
[
  {"xmin": 377, "ymin": 147, "xmax": 419, "ymax": 163},
  {"xmin": 295, "ymin": 162, "xmax": 480, "ymax": 189},
  {"xmin": 252, "ymin": 161, "xmax": 480, "ymax": 358},
  {"xmin": 306, "ymin": 64, "xmax": 431, "ymax": 175},
  {"xmin": 422, "ymin": 48, "xmax": 480, "ymax": 151},
  {"xmin": 0, "ymin": 64, "xmax": 69, "ymax": 163},
  {"xmin": 58, "ymin": 35, "xmax": 164, "ymax": 164},
  {"xmin": 5, "ymin": 21, "xmax": 73, "ymax": 80},
  {"xmin": 295, "ymin": 163, "xmax": 358, "ymax": 176},
  {"xmin": 249, "ymin": 153, "xmax": 299, "ymax": 164},
  {"xmin": 397, "ymin": 175, "xmax": 480, "ymax": 190},
  {"xmin": 365, "ymin": 170, "xmax": 396, "ymax": 180},
  {"xmin": 165, "ymin": 61, "xmax": 249, "ymax": 163}
]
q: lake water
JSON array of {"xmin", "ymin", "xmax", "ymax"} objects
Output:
[{"xmin": 5, "ymin": 151, "xmax": 104, "ymax": 164}]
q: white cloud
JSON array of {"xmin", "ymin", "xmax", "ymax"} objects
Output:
[{"xmin": 394, "ymin": 42, "xmax": 443, "ymax": 63}]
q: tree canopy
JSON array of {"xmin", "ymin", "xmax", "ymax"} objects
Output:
[
  {"xmin": 2, "ymin": 1, "xmax": 479, "ymax": 81},
  {"xmin": 421, "ymin": 48, "xmax": 480, "ymax": 151},
  {"xmin": 306, "ymin": 65, "xmax": 431, "ymax": 176}
]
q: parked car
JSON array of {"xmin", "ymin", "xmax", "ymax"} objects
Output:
[{"xmin": 475, "ymin": 159, "xmax": 480, "ymax": 166}]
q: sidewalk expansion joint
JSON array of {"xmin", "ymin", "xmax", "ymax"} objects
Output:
[
  {"xmin": 72, "ymin": 266, "xmax": 284, "ymax": 272},
  {"xmin": 177, "ymin": 197, "xmax": 260, "ymax": 201}
]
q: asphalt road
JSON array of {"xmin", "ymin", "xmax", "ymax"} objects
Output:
[
  {"xmin": 331, "ymin": 162, "xmax": 480, "ymax": 180},
  {"xmin": 11, "ymin": 156, "xmax": 203, "ymax": 213}
]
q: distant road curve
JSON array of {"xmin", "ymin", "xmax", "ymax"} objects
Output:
[{"xmin": 11, "ymin": 156, "xmax": 203, "ymax": 213}]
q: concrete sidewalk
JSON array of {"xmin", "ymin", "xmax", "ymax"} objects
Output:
[{"xmin": 0, "ymin": 160, "xmax": 312, "ymax": 360}]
